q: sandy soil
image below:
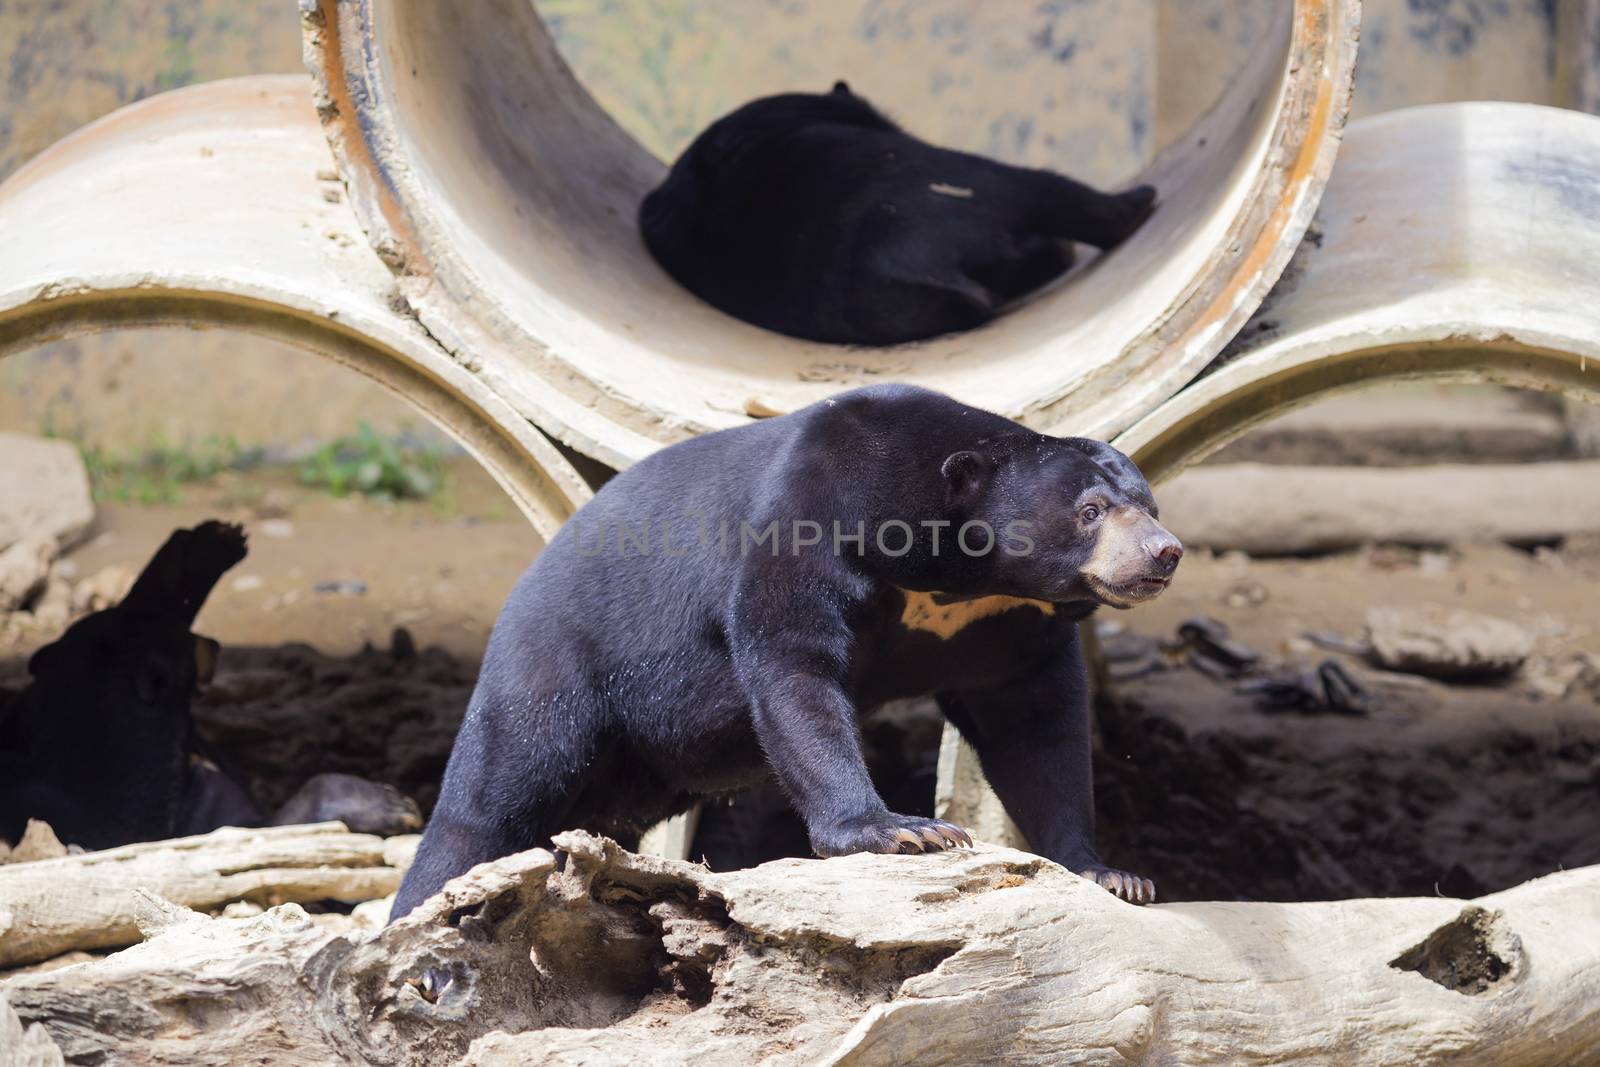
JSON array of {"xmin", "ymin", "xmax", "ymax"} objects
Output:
[
  {"xmin": 1, "ymin": 460, "xmax": 535, "ymax": 666},
  {"xmin": 3, "ymin": 461, "xmax": 1597, "ymax": 903}
]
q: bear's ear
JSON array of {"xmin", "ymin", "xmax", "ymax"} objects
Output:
[
  {"xmin": 832, "ymin": 80, "xmax": 852, "ymax": 96},
  {"xmin": 940, "ymin": 450, "xmax": 990, "ymax": 506}
]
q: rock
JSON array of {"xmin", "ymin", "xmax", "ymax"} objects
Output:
[
  {"xmin": 1178, "ymin": 616, "xmax": 1261, "ymax": 676},
  {"xmin": 272, "ymin": 773, "xmax": 423, "ymax": 837},
  {"xmin": 0, "ymin": 436, "xmax": 93, "ymax": 556},
  {"xmin": 23, "ymin": 569, "xmax": 74, "ymax": 633},
  {"xmin": 1520, "ymin": 651, "xmax": 1600, "ymax": 702},
  {"xmin": 1222, "ymin": 578, "xmax": 1269, "ymax": 608},
  {"xmin": 312, "ymin": 579, "xmax": 366, "ymax": 596},
  {"xmin": 1366, "ymin": 605, "xmax": 1534, "ymax": 681},
  {"xmin": 252, "ymin": 489, "xmax": 294, "ymax": 520},
  {"xmin": 1239, "ymin": 659, "xmax": 1370, "ymax": 715},
  {"xmin": 0, "ymin": 539, "xmax": 53, "ymax": 613},
  {"xmin": 68, "ymin": 565, "xmax": 133, "ymax": 614},
  {"xmin": 1305, "ymin": 630, "xmax": 1371, "ymax": 656},
  {"xmin": 6, "ymin": 822, "xmax": 67, "ymax": 865}
]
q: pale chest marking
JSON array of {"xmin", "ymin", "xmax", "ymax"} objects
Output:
[{"xmin": 897, "ymin": 588, "xmax": 1055, "ymax": 640}]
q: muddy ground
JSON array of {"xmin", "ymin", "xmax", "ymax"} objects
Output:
[{"xmin": 2, "ymin": 460, "xmax": 1596, "ymax": 903}]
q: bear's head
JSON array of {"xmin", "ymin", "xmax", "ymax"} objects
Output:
[{"xmin": 941, "ymin": 436, "xmax": 1182, "ymax": 609}]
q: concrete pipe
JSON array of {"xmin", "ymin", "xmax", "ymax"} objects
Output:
[
  {"xmin": 304, "ymin": 0, "xmax": 1360, "ymax": 469},
  {"xmin": 1116, "ymin": 102, "xmax": 1600, "ymax": 483},
  {"xmin": 943, "ymin": 101, "xmax": 1600, "ymax": 855},
  {"xmin": 0, "ymin": 75, "xmax": 591, "ymax": 542}
]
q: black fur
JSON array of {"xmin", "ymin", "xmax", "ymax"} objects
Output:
[
  {"xmin": 0, "ymin": 521, "xmax": 260, "ymax": 849},
  {"xmin": 640, "ymin": 82, "xmax": 1157, "ymax": 345},
  {"xmin": 0, "ymin": 522, "xmax": 423, "ymax": 849},
  {"xmin": 393, "ymin": 385, "xmax": 1182, "ymax": 918}
]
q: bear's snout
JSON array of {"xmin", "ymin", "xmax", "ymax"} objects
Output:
[
  {"xmin": 1142, "ymin": 530, "xmax": 1184, "ymax": 576},
  {"xmin": 1079, "ymin": 509, "xmax": 1182, "ymax": 608}
]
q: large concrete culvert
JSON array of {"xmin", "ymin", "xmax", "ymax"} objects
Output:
[
  {"xmin": 0, "ymin": 76, "xmax": 591, "ymax": 542},
  {"xmin": 1118, "ymin": 102, "xmax": 1600, "ymax": 484},
  {"xmin": 304, "ymin": 0, "xmax": 1361, "ymax": 468}
]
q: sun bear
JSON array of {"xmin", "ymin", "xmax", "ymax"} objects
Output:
[
  {"xmin": 392, "ymin": 385, "xmax": 1181, "ymax": 919},
  {"xmin": 640, "ymin": 82, "xmax": 1157, "ymax": 345}
]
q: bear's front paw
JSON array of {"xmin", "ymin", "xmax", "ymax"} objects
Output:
[
  {"xmin": 811, "ymin": 812, "xmax": 973, "ymax": 857},
  {"xmin": 1078, "ymin": 864, "xmax": 1157, "ymax": 905}
]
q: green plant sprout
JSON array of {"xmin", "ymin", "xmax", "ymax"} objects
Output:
[
  {"xmin": 53, "ymin": 429, "xmax": 259, "ymax": 505},
  {"xmin": 297, "ymin": 422, "xmax": 446, "ymax": 502}
]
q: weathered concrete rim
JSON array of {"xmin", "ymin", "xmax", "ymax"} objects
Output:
[
  {"xmin": 0, "ymin": 75, "xmax": 591, "ymax": 540},
  {"xmin": 304, "ymin": 0, "xmax": 1359, "ymax": 466},
  {"xmin": 1117, "ymin": 338, "xmax": 1600, "ymax": 485},
  {"xmin": 0, "ymin": 289, "xmax": 588, "ymax": 541},
  {"xmin": 1118, "ymin": 101, "xmax": 1600, "ymax": 482}
]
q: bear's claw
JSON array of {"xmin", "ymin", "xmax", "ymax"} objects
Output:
[
  {"xmin": 1079, "ymin": 866, "xmax": 1156, "ymax": 905},
  {"xmin": 814, "ymin": 813, "xmax": 974, "ymax": 857}
]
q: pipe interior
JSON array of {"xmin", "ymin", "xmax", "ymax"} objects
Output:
[{"xmin": 370, "ymin": 1, "xmax": 1304, "ymax": 436}]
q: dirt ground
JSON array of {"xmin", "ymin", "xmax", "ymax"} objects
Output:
[
  {"xmin": 0, "ymin": 462, "xmax": 536, "ymax": 666},
  {"xmin": 2, "ymin": 458, "xmax": 1596, "ymax": 903}
]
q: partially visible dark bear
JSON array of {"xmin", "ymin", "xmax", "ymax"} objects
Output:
[
  {"xmin": 0, "ymin": 521, "xmax": 257, "ymax": 849},
  {"xmin": 393, "ymin": 385, "xmax": 1182, "ymax": 920},
  {"xmin": 640, "ymin": 82, "xmax": 1156, "ymax": 345},
  {"xmin": 0, "ymin": 521, "xmax": 422, "ymax": 849}
]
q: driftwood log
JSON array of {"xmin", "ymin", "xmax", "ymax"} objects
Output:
[
  {"xmin": 0, "ymin": 996, "xmax": 61, "ymax": 1067},
  {"xmin": 0, "ymin": 822, "xmax": 411, "ymax": 969},
  {"xmin": 3, "ymin": 831, "xmax": 1598, "ymax": 1066},
  {"xmin": 1159, "ymin": 461, "xmax": 1600, "ymax": 555}
]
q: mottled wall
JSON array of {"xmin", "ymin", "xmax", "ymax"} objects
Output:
[
  {"xmin": 1352, "ymin": 0, "xmax": 1562, "ymax": 120},
  {"xmin": 0, "ymin": 0, "xmax": 442, "ymax": 454},
  {"xmin": 0, "ymin": 0, "xmax": 1592, "ymax": 453},
  {"xmin": 0, "ymin": 0, "xmax": 298, "ymax": 175},
  {"xmin": 543, "ymin": 0, "xmax": 1163, "ymax": 185}
]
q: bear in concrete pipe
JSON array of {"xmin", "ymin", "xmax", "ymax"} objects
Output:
[
  {"xmin": 640, "ymin": 82, "xmax": 1157, "ymax": 345},
  {"xmin": 392, "ymin": 384, "xmax": 1181, "ymax": 919}
]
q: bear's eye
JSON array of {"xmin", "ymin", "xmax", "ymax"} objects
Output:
[{"xmin": 1080, "ymin": 504, "xmax": 1102, "ymax": 524}]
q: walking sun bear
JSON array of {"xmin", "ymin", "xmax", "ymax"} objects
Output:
[
  {"xmin": 393, "ymin": 385, "xmax": 1182, "ymax": 920},
  {"xmin": 640, "ymin": 81, "xmax": 1157, "ymax": 345}
]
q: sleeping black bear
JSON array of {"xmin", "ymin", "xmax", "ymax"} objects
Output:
[
  {"xmin": 640, "ymin": 81, "xmax": 1156, "ymax": 345},
  {"xmin": 393, "ymin": 384, "xmax": 1181, "ymax": 919}
]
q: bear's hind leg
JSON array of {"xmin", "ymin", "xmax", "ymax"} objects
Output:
[
  {"xmin": 389, "ymin": 691, "xmax": 602, "ymax": 921},
  {"xmin": 1020, "ymin": 172, "xmax": 1157, "ymax": 250}
]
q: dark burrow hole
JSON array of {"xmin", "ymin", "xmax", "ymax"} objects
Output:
[{"xmin": 1388, "ymin": 906, "xmax": 1519, "ymax": 994}]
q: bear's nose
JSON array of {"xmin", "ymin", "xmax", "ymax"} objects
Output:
[{"xmin": 1144, "ymin": 533, "xmax": 1184, "ymax": 575}]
